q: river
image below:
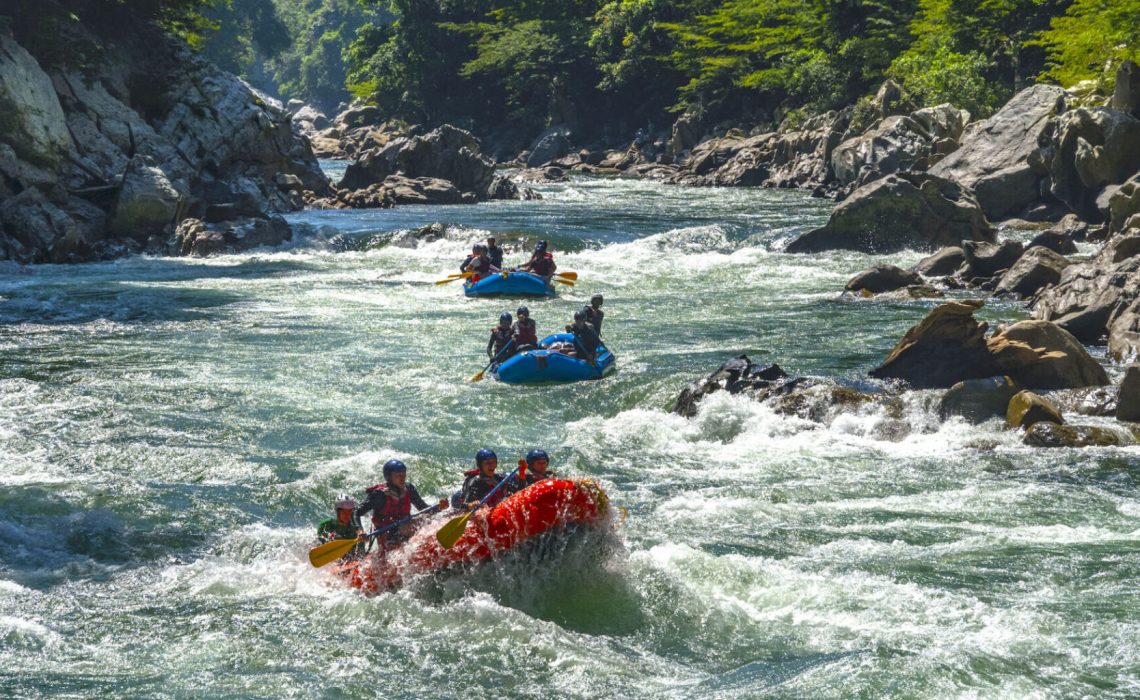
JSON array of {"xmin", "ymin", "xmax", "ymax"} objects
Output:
[{"xmin": 1, "ymin": 173, "xmax": 1138, "ymax": 698}]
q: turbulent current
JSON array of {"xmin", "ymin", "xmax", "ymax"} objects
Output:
[{"xmin": 1, "ymin": 173, "xmax": 1138, "ymax": 698}]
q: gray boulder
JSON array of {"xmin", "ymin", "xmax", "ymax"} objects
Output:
[
  {"xmin": 931, "ymin": 84, "xmax": 1067, "ymax": 220},
  {"xmin": 0, "ymin": 35, "xmax": 71, "ymax": 191},
  {"xmin": 1023, "ymin": 422, "xmax": 1121, "ymax": 447},
  {"xmin": 831, "ymin": 105, "xmax": 968, "ymax": 187},
  {"xmin": 526, "ymin": 127, "xmax": 572, "ymax": 167},
  {"xmin": 913, "ymin": 246, "xmax": 966, "ymax": 276},
  {"xmin": 962, "ymin": 239, "xmax": 1024, "ymax": 278},
  {"xmin": 1027, "ymin": 214, "xmax": 1083, "ymax": 254},
  {"xmin": 995, "ymin": 246, "xmax": 1070, "ymax": 297},
  {"xmin": 110, "ymin": 156, "xmax": 185, "ymax": 240},
  {"xmin": 1108, "ymin": 299, "xmax": 1140, "ymax": 362},
  {"xmin": 1107, "ymin": 173, "xmax": 1140, "ymax": 234},
  {"xmin": 786, "ymin": 172, "xmax": 994, "ymax": 254},
  {"xmin": 990, "ymin": 319, "xmax": 1109, "ymax": 389},
  {"xmin": 845, "ymin": 264, "xmax": 921, "ymax": 294},
  {"xmin": 1116, "ymin": 364, "xmax": 1140, "ymax": 421},
  {"xmin": 1046, "ymin": 107, "xmax": 1140, "ymax": 221},
  {"xmin": 938, "ymin": 375, "xmax": 1022, "ymax": 423},
  {"xmin": 1112, "ymin": 60, "xmax": 1140, "ymax": 119},
  {"xmin": 1033, "ymin": 255, "xmax": 1140, "ymax": 342}
]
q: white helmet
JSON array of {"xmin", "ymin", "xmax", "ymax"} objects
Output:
[{"xmin": 334, "ymin": 493, "xmax": 356, "ymax": 510}]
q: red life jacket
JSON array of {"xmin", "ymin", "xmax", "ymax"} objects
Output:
[
  {"xmin": 532, "ymin": 253, "xmax": 555, "ymax": 277},
  {"xmin": 365, "ymin": 484, "xmax": 410, "ymax": 528},
  {"xmin": 513, "ymin": 319, "xmax": 537, "ymax": 346}
]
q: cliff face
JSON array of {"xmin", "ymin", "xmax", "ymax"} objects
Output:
[{"xmin": 0, "ymin": 21, "xmax": 330, "ymax": 263}]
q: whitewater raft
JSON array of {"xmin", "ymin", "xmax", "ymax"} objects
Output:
[
  {"xmin": 333, "ymin": 478, "xmax": 610, "ymax": 594},
  {"xmin": 464, "ymin": 271, "xmax": 556, "ymax": 298},
  {"xmin": 491, "ymin": 333, "xmax": 615, "ymax": 384}
]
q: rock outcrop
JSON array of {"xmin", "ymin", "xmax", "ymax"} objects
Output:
[
  {"xmin": 1116, "ymin": 364, "xmax": 1140, "ymax": 421},
  {"xmin": 785, "ymin": 173, "xmax": 994, "ymax": 253},
  {"xmin": 1045, "ymin": 107, "xmax": 1140, "ymax": 221},
  {"xmin": 1032, "ymin": 253, "xmax": 1140, "ymax": 343},
  {"xmin": 830, "ymin": 104, "xmax": 968, "ymax": 188},
  {"xmin": 994, "ymin": 246, "xmax": 1070, "ymax": 297}
]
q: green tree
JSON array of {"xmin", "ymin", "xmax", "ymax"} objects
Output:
[{"xmin": 1034, "ymin": 0, "xmax": 1140, "ymax": 90}]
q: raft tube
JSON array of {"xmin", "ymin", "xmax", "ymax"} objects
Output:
[
  {"xmin": 464, "ymin": 271, "xmax": 556, "ymax": 298},
  {"xmin": 491, "ymin": 333, "xmax": 615, "ymax": 384},
  {"xmin": 334, "ymin": 478, "xmax": 609, "ymax": 594}
]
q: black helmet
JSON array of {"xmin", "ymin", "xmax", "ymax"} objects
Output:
[
  {"xmin": 525, "ymin": 448, "xmax": 548, "ymax": 466},
  {"xmin": 487, "ymin": 236, "xmax": 496, "ymax": 244},
  {"xmin": 535, "ymin": 240, "xmax": 548, "ymax": 252},
  {"xmin": 382, "ymin": 459, "xmax": 407, "ymax": 480},
  {"xmin": 499, "ymin": 312, "xmax": 512, "ymax": 325},
  {"xmin": 590, "ymin": 293, "xmax": 603, "ymax": 305},
  {"xmin": 573, "ymin": 309, "xmax": 587, "ymax": 322},
  {"xmin": 516, "ymin": 305, "xmax": 529, "ymax": 316},
  {"xmin": 475, "ymin": 243, "xmax": 487, "ymax": 253},
  {"xmin": 475, "ymin": 448, "xmax": 497, "ymax": 467}
]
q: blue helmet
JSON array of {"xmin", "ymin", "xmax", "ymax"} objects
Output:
[
  {"xmin": 499, "ymin": 312, "xmax": 512, "ymax": 325},
  {"xmin": 382, "ymin": 459, "xmax": 407, "ymax": 480},
  {"xmin": 475, "ymin": 448, "xmax": 497, "ymax": 467},
  {"xmin": 525, "ymin": 448, "xmax": 548, "ymax": 465},
  {"xmin": 516, "ymin": 305, "xmax": 529, "ymax": 316}
]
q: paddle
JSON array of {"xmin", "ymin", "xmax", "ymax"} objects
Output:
[
  {"xmin": 554, "ymin": 278, "xmax": 575, "ymax": 286},
  {"xmin": 471, "ymin": 339, "xmax": 514, "ymax": 382},
  {"xmin": 308, "ymin": 504, "xmax": 441, "ymax": 568},
  {"xmin": 554, "ymin": 271, "xmax": 578, "ymax": 280},
  {"xmin": 434, "ymin": 271, "xmax": 473, "ymax": 286},
  {"xmin": 436, "ymin": 467, "xmax": 519, "ymax": 550}
]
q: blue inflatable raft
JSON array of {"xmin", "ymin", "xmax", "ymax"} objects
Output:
[
  {"xmin": 492, "ymin": 333, "xmax": 615, "ymax": 384},
  {"xmin": 464, "ymin": 271, "xmax": 556, "ymax": 298}
]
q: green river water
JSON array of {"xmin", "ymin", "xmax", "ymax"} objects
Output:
[{"xmin": 1, "ymin": 173, "xmax": 1138, "ymax": 698}]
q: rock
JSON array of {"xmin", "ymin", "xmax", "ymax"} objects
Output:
[
  {"xmin": 876, "ymin": 284, "xmax": 944, "ymax": 300},
  {"xmin": 291, "ymin": 104, "xmax": 329, "ymax": 132},
  {"xmin": 939, "ymin": 375, "xmax": 1022, "ymax": 423},
  {"xmin": 1107, "ymin": 173, "xmax": 1140, "ymax": 233},
  {"xmin": 995, "ymin": 246, "xmax": 1071, "ymax": 297},
  {"xmin": 845, "ymin": 264, "xmax": 921, "ymax": 294},
  {"xmin": 962, "ymin": 239, "xmax": 1024, "ymax": 278},
  {"xmin": 869, "ymin": 300, "xmax": 998, "ymax": 388},
  {"xmin": 0, "ymin": 35, "xmax": 71, "ymax": 191},
  {"xmin": 382, "ymin": 175, "xmax": 462, "ymax": 205},
  {"xmin": 1027, "ymin": 215, "xmax": 1083, "ymax": 254},
  {"xmin": 109, "ymin": 156, "xmax": 184, "ymax": 240},
  {"xmin": 871, "ymin": 79, "xmax": 913, "ymax": 120},
  {"xmin": 339, "ymin": 124, "xmax": 503, "ymax": 200},
  {"xmin": 174, "ymin": 215, "xmax": 290, "ymax": 256},
  {"xmin": 1023, "ymin": 422, "xmax": 1121, "ymax": 447},
  {"xmin": 672, "ymin": 355, "xmax": 789, "ymax": 417},
  {"xmin": 988, "ymin": 319, "xmax": 1109, "ymax": 389},
  {"xmin": 1071, "ymin": 386, "xmax": 1118, "ymax": 416},
  {"xmin": 930, "ymin": 84, "xmax": 1067, "ymax": 220},
  {"xmin": 830, "ymin": 105, "xmax": 968, "ymax": 187},
  {"xmin": 913, "ymin": 246, "xmax": 966, "ymax": 276},
  {"xmin": 334, "ymin": 105, "xmax": 381, "ymax": 129},
  {"xmin": 785, "ymin": 173, "xmax": 994, "ymax": 254},
  {"xmin": 1006, "ymin": 390, "xmax": 1065, "ymax": 429},
  {"xmin": 1108, "ymin": 298, "xmax": 1140, "ymax": 361},
  {"xmin": 669, "ymin": 112, "xmax": 704, "ymax": 156},
  {"xmin": 1046, "ymin": 107, "xmax": 1140, "ymax": 221},
  {"xmin": 1111, "ymin": 60, "xmax": 1140, "ymax": 119},
  {"xmin": 1116, "ymin": 365, "xmax": 1140, "ymax": 421},
  {"xmin": 0, "ymin": 189, "xmax": 98, "ymax": 263},
  {"xmin": 1033, "ymin": 255, "xmax": 1140, "ymax": 342},
  {"xmin": 526, "ymin": 127, "xmax": 572, "ymax": 167}
]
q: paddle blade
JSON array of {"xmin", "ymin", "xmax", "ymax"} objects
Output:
[
  {"xmin": 470, "ymin": 369, "xmax": 486, "ymax": 382},
  {"xmin": 435, "ymin": 512, "xmax": 471, "ymax": 549},
  {"xmin": 434, "ymin": 276, "xmax": 460, "ymax": 286},
  {"xmin": 308, "ymin": 538, "xmax": 359, "ymax": 568},
  {"xmin": 554, "ymin": 271, "xmax": 578, "ymax": 280},
  {"xmin": 555, "ymin": 278, "xmax": 575, "ymax": 286}
]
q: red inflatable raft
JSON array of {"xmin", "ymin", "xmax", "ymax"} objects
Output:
[{"xmin": 333, "ymin": 478, "xmax": 610, "ymax": 594}]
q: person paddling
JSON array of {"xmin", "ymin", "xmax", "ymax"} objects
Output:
[
  {"xmin": 461, "ymin": 244, "xmax": 495, "ymax": 283},
  {"xmin": 356, "ymin": 460, "xmax": 448, "ymax": 546},
  {"xmin": 512, "ymin": 306, "xmax": 538, "ymax": 352},
  {"xmin": 565, "ymin": 309, "xmax": 602, "ymax": 364},
  {"xmin": 456, "ymin": 449, "xmax": 508, "ymax": 509},
  {"xmin": 486, "ymin": 236, "xmax": 504, "ymax": 269},
  {"xmin": 511, "ymin": 449, "xmax": 556, "ymax": 492},
  {"xmin": 584, "ymin": 294, "xmax": 604, "ymax": 334},
  {"xmin": 317, "ymin": 494, "xmax": 366, "ymax": 560},
  {"xmin": 487, "ymin": 312, "xmax": 515, "ymax": 361},
  {"xmin": 519, "ymin": 240, "xmax": 556, "ymax": 278}
]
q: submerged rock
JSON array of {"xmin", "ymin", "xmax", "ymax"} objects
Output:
[
  {"xmin": 845, "ymin": 265, "xmax": 921, "ymax": 294},
  {"xmin": 672, "ymin": 355, "xmax": 788, "ymax": 418},
  {"xmin": 938, "ymin": 375, "xmax": 1022, "ymax": 423},
  {"xmin": 1022, "ymin": 422, "xmax": 1121, "ymax": 447}
]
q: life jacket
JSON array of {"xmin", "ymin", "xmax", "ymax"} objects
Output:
[
  {"xmin": 513, "ymin": 319, "xmax": 538, "ymax": 346},
  {"xmin": 490, "ymin": 325, "xmax": 512, "ymax": 353},
  {"xmin": 467, "ymin": 255, "xmax": 490, "ymax": 283},
  {"xmin": 461, "ymin": 468, "xmax": 506, "ymax": 507},
  {"xmin": 531, "ymin": 252, "xmax": 555, "ymax": 277},
  {"xmin": 364, "ymin": 483, "xmax": 410, "ymax": 528}
]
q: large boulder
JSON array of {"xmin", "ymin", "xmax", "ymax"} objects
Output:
[
  {"xmin": 1006, "ymin": 390, "xmax": 1065, "ymax": 429},
  {"xmin": 526, "ymin": 127, "xmax": 572, "ymax": 167},
  {"xmin": 938, "ymin": 375, "xmax": 1022, "ymax": 423},
  {"xmin": 1112, "ymin": 60, "xmax": 1140, "ymax": 119},
  {"xmin": 1027, "ymin": 214, "xmax": 1083, "ymax": 254},
  {"xmin": 962, "ymin": 239, "xmax": 1024, "ymax": 278},
  {"xmin": 672, "ymin": 355, "xmax": 789, "ymax": 417},
  {"xmin": 109, "ymin": 156, "xmax": 184, "ymax": 240},
  {"xmin": 339, "ymin": 124, "xmax": 503, "ymax": 200},
  {"xmin": 988, "ymin": 320, "xmax": 1109, "ymax": 389},
  {"xmin": 1108, "ymin": 298, "xmax": 1140, "ymax": 361},
  {"xmin": 785, "ymin": 172, "xmax": 994, "ymax": 254},
  {"xmin": 0, "ymin": 35, "xmax": 71, "ymax": 191},
  {"xmin": 1045, "ymin": 107, "xmax": 1140, "ymax": 221},
  {"xmin": 1107, "ymin": 173, "xmax": 1140, "ymax": 234},
  {"xmin": 0, "ymin": 189, "xmax": 99, "ymax": 263},
  {"xmin": 830, "ymin": 105, "xmax": 968, "ymax": 187},
  {"xmin": 1116, "ymin": 364, "xmax": 1140, "ymax": 421},
  {"xmin": 1023, "ymin": 422, "xmax": 1121, "ymax": 447},
  {"xmin": 930, "ymin": 85, "xmax": 1067, "ymax": 220},
  {"xmin": 845, "ymin": 264, "xmax": 921, "ymax": 294},
  {"xmin": 913, "ymin": 246, "xmax": 966, "ymax": 276},
  {"xmin": 1032, "ymin": 255, "xmax": 1140, "ymax": 342},
  {"xmin": 995, "ymin": 246, "xmax": 1071, "ymax": 297},
  {"xmin": 869, "ymin": 300, "xmax": 998, "ymax": 387}
]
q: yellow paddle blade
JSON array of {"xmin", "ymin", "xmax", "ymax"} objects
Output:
[
  {"xmin": 434, "ymin": 276, "xmax": 462, "ymax": 286},
  {"xmin": 470, "ymin": 369, "xmax": 486, "ymax": 382},
  {"xmin": 308, "ymin": 538, "xmax": 359, "ymax": 568},
  {"xmin": 435, "ymin": 511, "xmax": 472, "ymax": 549},
  {"xmin": 554, "ymin": 271, "xmax": 578, "ymax": 280},
  {"xmin": 555, "ymin": 278, "xmax": 575, "ymax": 286}
]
